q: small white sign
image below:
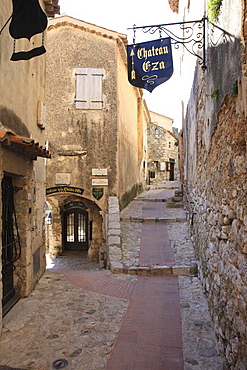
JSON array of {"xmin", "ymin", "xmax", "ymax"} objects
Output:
[
  {"xmin": 92, "ymin": 168, "xmax": 108, "ymax": 176},
  {"xmin": 92, "ymin": 179, "xmax": 108, "ymax": 186},
  {"xmin": 55, "ymin": 173, "xmax": 71, "ymax": 185},
  {"xmin": 160, "ymin": 162, "xmax": 165, "ymax": 171}
]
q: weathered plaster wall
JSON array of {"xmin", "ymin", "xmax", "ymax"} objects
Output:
[
  {"xmin": 116, "ymin": 42, "xmax": 148, "ymax": 206},
  {"xmin": 46, "ymin": 22, "xmax": 119, "ymax": 203},
  {"xmin": 150, "ymin": 111, "xmax": 173, "ymax": 131},
  {"xmin": 0, "ymin": 0, "xmax": 49, "ymax": 329},
  {"xmin": 46, "ymin": 17, "xmax": 148, "ymax": 260},
  {"xmin": 0, "ymin": 2, "xmax": 46, "ymax": 142}
]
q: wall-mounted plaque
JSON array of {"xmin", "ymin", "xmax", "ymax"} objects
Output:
[
  {"xmin": 92, "ymin": 188, "xmax": 104, "ymax": 200},
  {"xmin": 92, "ymin": 179, "xmax": 108, "ymax": 186},
  {"xmin": 92, "ymin": 169, "xmax": 108, "ymax": 176},
  {"xmin": 55, "ymin": 173, "xmax": 71, "ymax": 185}
]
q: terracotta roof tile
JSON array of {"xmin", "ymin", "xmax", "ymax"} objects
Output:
[{"xmin": 0, "ymin": 129, "xmax": 51, "ymax": 160}]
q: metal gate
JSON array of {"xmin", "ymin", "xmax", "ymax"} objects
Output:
[
  {"xmin": 2, "ymin": 175, "xmax": 21, "ymax": 316},
  {"xmin": 63, "ymin": 208, "xmax": 88, "ymax": 251}
]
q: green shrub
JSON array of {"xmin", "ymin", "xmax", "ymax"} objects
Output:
[
  {"xmin": 207, "ymin": 0, "xmax": 223, "ymax": 23},
  {"xmin": 230, "ymin": 81, "xmax": 238, "ymax": 97},
  {"xmin": 206, "ymin": 88, "xmax": 219, "ymax": 99}
]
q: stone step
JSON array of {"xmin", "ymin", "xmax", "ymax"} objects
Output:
[
  {"xmin": 110, "ymin": 262, "xmax": 198, "ymax": 276},
  {"xmin": 146, "ymin": 185, "xmax": 180, "ymax": 190},
  {"xmin": 134, "ymin": 198, "xmax": 167, "ymax": 202},
  {"xmin": 120, "ymin": 217, "xmax": 187, "ymax": 223}
]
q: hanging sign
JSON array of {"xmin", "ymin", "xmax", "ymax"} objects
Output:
[
  {"xmin": 127, "ymin": 37, "xmax": 173, "ymax": 92},
  {"xmin": 9, "ymin": 0, "xmax": 48, "ymax": 61}
]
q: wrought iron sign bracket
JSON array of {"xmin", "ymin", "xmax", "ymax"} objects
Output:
[{"xmin": 128, "ymin": 15, "xmax": 234, "ymax": 71}]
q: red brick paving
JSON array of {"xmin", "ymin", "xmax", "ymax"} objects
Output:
[
  {"xmin": 65, "ymin": 274, "xmax": 184, "ymax": 369},
  {"xmin": 65, "ymin": 188, "xmax": 184, "ymax": 369},
  {"xmin": 106, "ymin": 276, "xmax": 183, "ymax": 370},
  {"xmin": 65, "ymin": 271, "xmax": 137, "ymax": 299},
  {"xmin": 140, "ymin": 195, "xmax": 175, "ymax": 266},
  {"xmin": 139, "ymin": 223, "xmax": 175, "ymax": 266}
]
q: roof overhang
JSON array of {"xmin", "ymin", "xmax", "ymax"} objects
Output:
[{"xmin": 0, "ymin": 130, "xmax": 51, "ymax": 160}]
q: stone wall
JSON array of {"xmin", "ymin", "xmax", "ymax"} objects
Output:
[
  {"xmin": 182, "ymin": 0, "xmax": 247, "ymax": 366},
  {"xmin": 106, "ymin": 197, "xmax": 122, "ymax": 272},
  {"xmin": 184, "ymin": 91, "xmax": 247, "ymax": 367}
]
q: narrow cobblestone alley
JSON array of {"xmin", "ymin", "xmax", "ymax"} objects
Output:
[{"xmin": 0, "ymin": 183, "xmax": 225, "ymax": 370}]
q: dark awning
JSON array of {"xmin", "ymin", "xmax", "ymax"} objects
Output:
[{"xmin": 0, "ymin": 129, "xmax": 51, "ymax": 160}]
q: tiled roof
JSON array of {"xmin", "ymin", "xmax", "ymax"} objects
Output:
[{"xmin": 0, "ymin": 129, "xmax": 51, "ymax": 160}]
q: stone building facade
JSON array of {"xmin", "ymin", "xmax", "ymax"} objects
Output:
[
  {"xmin": 45, "ymin": 16, "xmax": 149, "ymax": 264},
  {"xmin": 169, "ymin": 0, "xmax": 247, "ymax": 366},
  {"xmin": 147, "ymin": 111, "xmax": 179, "ymax": 183},
  {"xmin": 0, "ymin": 1, "xmax": 59, "ymax": 331}
]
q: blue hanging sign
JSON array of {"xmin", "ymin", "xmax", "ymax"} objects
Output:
[{"xmin": 127, "ymin": 37, "xmax": 173, "ymax": 92}]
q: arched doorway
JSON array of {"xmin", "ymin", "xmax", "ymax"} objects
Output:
[{"xmin": 63, "ymin": 207, "xmax": 88, "ymax": 251}]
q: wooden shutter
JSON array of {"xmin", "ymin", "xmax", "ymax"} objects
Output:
[
  {"xmin": 90, "ymin": 68, "xmax": 103, "ymax": 109},
  {"xmin": 75, "ymin": 68, "xmax": 103, "ymax": 110},
  {"xmin": 76, "ymin": 68, "xmax": 89, "ymax": 109}
]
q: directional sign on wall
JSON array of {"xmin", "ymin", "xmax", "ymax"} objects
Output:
[{"xmin": 127, "ymin": 37, "xmax": 173, "ymax": 92}]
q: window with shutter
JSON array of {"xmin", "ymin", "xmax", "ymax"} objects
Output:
[{"xmin": 75, "ymin": 68, "xmax": 103, "ymax": 110}]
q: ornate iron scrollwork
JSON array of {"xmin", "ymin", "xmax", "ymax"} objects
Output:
[{"xmin": 129, "ymin": 15, "xmax": 234, "ymax": 71}]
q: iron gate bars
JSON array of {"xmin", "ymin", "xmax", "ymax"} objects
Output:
[
  {"xmin": 2, "ymin": 181, "xmax": 21, "ymax": 276},
  {"xmin": 128, "ymin": 15, "xmax": 234, "ymax": 71}
]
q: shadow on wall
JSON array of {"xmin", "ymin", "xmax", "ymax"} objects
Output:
[
  {"xmin": 0, "ymin": 106, "xmax": 30, "ymax": 137},
  {"xmin": 120, "ymin": 183, "xmax": 143, "ymax": 210}
]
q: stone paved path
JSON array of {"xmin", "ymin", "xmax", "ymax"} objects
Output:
[{"xmin": 0, "ymin": 182, "xmax": 226, "ymax": 369}]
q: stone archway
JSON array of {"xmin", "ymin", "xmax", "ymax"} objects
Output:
[{"xmin": 45, "ymin": 194, "xmax": 104, "ymax": 262}]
